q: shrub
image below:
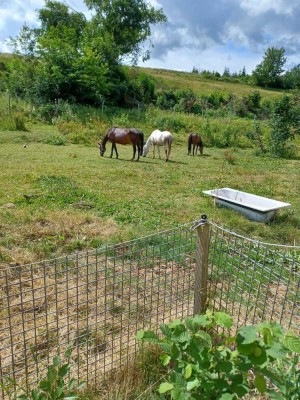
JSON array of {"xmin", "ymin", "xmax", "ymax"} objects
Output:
[
  {"xmin": 2, "ymin": 347, "xmax": 85, "ymax": 400},
  {"xmin": 138, "ymin": 311, "xmax": 300, "ymax": 399},
  {"xmin": 45, "ymin": 134, "xmax": 67, "ymax": 146}
]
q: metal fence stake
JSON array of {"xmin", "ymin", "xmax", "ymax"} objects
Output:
[{"xmin": 194, "ymin": 214, "xmax": 210, "ymax": 315}]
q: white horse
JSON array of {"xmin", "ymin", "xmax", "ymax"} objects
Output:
[{"xmin": 142, "ymin": 130, "xmax": 173, "ymax": 162}]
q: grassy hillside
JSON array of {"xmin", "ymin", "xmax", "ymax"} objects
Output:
[{"xmin": 135, "ymin": 66, "xmax": 283, "ymax": 99}]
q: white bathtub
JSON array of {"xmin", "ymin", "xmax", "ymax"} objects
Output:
[{"xmin": 203, "ymin": 187, "xmax": 291, "ymax": 223}]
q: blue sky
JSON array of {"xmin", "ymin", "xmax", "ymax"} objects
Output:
[{"xmin": 0, "ymin": 0, "xmax": 299, "ymax": 74}]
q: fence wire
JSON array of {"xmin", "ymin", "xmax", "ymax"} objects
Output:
[
  {"xmin": 0, "ymin": 220, "xmax": 299, "ymax": 398},
  {"xmin": 207, "ymin": 222, "xmax": 300, "ymax": 334},
  {"xmin": 0, "ymin": 223, "xmax": 196, "ymax": 397}
]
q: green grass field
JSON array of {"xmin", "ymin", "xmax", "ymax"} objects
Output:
[
  {"xmin": 136, "ymin": 67, "xmax": 283, "ymax": 99},
  {"xmin": 0, "ymin": 122, "xmax": 299, "ymax": 268}
]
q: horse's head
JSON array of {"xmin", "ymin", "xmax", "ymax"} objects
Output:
[
  {"xmin": 142, "ymin": 145, "xmax": 148, "ymax": 157},
  {"xmin": 98, "ymin": 142, "xmax": 106, "ymax": 156}
]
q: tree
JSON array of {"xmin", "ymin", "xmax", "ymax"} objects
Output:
[
  {"xmin": 84, "ymin": 0, "xmax": 167, "ymax": 64},
  {"xmin": 252, "ymin": 47, "xmax": 286, "ymax": 88},
  {"xmin": 283, "ymin": 64, "xmax": 300, "ymax": 89},
  {"xmin": 9, "ymin": 0, "xmax": 167, "ymax": 105},
  {"xmin": 269, "ymin": 95, "xmax": 298, "ymax": 157}
]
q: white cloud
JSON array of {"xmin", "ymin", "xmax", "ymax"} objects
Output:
[{"xmin": 240, "ymin": 0, "xmax": 296, "ymax": 16}]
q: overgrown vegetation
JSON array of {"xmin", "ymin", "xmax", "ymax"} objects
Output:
[
  {"xmin": 138, "ymin": 311, "xmax": 300, "ymax": 399},
  {"xmin": 2, "ymin": 347, "xmax": 85, "ymax": 400}
]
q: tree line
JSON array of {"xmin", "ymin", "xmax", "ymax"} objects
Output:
[
  {"xmin": 192, "ymin": 47, "xmax": 300, "ymax": 90},
  {"xmin": 0, "ymin": 0, "xmax": 166, "ymax": 106}
]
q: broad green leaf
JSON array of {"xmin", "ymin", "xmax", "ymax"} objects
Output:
[
  {"xmin": 186, "ymin": 378, "xmax": 199, "ymax": 391},
  {"xmin": 160, "ymin": 354, "xmax": 171, "ymax": 366},
  {"xmin": 195, "ymin": 330, "xmax": 212, "ymax": 347},
  {"xmin": 237, "ymin": 342, "xmax": 255, "ymax": 355},
  {"xmin": 177, "ymin": 331, "xmax": 190, "ymax": 344},
  {"xmin": 254, "ymin": 374, "xmax": 267, "ymax": 393},
  {"xmin": 47, "ymin": 366, "xmax": 56, "ymax": 383},
  {"xmin": 214, "ymin": 312, "xmax": 233, "ymax": 329},
  {"xmin": 184, "ymin": 364, "xmax": 192, "ymax": 379},
  {"xmin": 193, "ymin": 314, "xmax": 212, "ymax": 327},
  {"xmin": 249, "ymin": 347, "xmax": 267, "ymax": 365},
  {"xmin": 55, "ymin": 387, "xmax": 64, "ymax": 398},
  {"xmin": 53, "ymin": 356, "xmax": 61, "ymax": 366},
  {"xmin": 160, "ymin": 323, "xmax": 172, "ymax": 338},
  {"xmin": 39, "ymin": 380, "xmax": 51, "ymax": 392},
  {"xmin": 160, "ymin": 342, "xmax": 172, "ymax": 353},
  {"xmin": 169, "ymin": 319, "xmax": 182, "ymax": 329},
  {"xmin": 65, "ymin": 346, "xmax": 73, "ymax": 358},
  {"xmin": 58, "ymin": 363, "xmax": 70, "ymax": 377},
  {"xmin": 136, "ymin": 330, "xmax": 145, "ymax": 340},
  {"xmin": 158, "ymin": 382, "xmax": 174, "ymax": 394},
  {"xmin": 68, "ymin": 378, "xmax": 76, "ymax": 390},
  {"xmin": 217, "ymin": 394, "xmax": 235, "ymax": 400},
  {"xmin": 282, "ymin": 334, "xmax": 300, "ymax": 354},
  {"xmin": 266, "ymin": 342, "xmax": 287, "ymax": 359},
  {"xmin": 18, "ymin": 396, "xmax": 28, "ymax": 400},
  {"xmin": 237, "ymin": 326, "xmax": 257, "ymax": 344},
  {"xmin": 231, "ymin": 384, "xmax": 249, "ymax": 397},
  {"xmin": 136, "ymin": 330, "xmax": 158, "ymax": 342},
  {"xmin": 31, "ymin": 389, "xmax": 39, "ymax": 400},
  {"xmin": 172, "ymin": 387, "xmax": 187, "ymax": 400},
  {"xmin": 218, "ymin": 361, "xmax": 233, "ymax": 373}
]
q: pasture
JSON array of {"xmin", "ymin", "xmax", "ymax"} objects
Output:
[{"xmin": 0, "ymin": 123, "xmax": 299, "ymax": 268}]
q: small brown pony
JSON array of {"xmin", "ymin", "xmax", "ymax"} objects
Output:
[
  {"xmin": 98, "ymin": 127, "xmax": 144, "ymax": 161},
  {"xmin": 187, "ymin": 133, "xmax": 204, "ymax": 156}
]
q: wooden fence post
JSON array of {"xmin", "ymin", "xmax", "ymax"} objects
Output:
[{"xmin": 194, "ymin": 214, "xmax": 210, "ymax": 315}]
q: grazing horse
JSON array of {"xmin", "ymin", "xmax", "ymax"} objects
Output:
[
  {"xmin": 142, "ymin": 130, "xmax": 173, "ymax": 162},
  {"xmin": 187, "ymin": 133, "xmax": 204, "ymax": 156},
  {"xmin": 98, "ymin": 127, "xmax": 144, "ymax": 161}
]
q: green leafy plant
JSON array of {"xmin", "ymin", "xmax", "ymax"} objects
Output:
[
  {"xmin": 137, "ymin": 311, "xmax": 300, "ymax": 399},
  {"xmin": 16, "ymin": 347, "xmax": 85, "ymax": 400}
]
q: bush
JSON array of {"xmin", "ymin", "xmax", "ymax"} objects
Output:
[{"xmin": 138, "ymin": 311, "xmax": 300, "ymax": 399}]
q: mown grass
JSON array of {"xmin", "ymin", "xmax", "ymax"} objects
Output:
[{"xmin": 0, "ymin": 121, "xmax": 299, "ymax": 267}]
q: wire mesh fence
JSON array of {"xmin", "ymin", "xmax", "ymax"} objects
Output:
[
  {"xmin": 207, "ymin": 221, "xmax": 300, "ymax": 334},
  {"xmin": 0, "ymin": 223, "xmax": 196, "ymax": 397},
  {"xmin": 0, "ymin": 218, "xmax": 299, "ymax": 398}
]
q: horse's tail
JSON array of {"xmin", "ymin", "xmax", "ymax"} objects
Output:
[
  {"xmin": 140, "ymin": 131, "xmax": 144, "ymax": 155},
  {"xmin": 187, "ymin": 134, "xmax": 192, "ymax": 154}
]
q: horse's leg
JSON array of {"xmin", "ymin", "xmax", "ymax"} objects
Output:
[
  {"xmin": 131, "ymin": 144, "xmax": 136, "ymax": 161},
  {"xmin": 158, "ymin": 146, "xmax": 161, "ymax": 159},
  {"xmin": 152, "ymin": 145, "xmax": 155, "ymax": 159},
  {"xmin": 114, "ymin": 143, "xmax": 119, "ymax": 159},
  {"xmin": 136, "ymin": 144, "xmax": 140, "ymax": 161},
  {"xmin": 110, "ymin": 143, "xmax": 114, "ymax": 158}
]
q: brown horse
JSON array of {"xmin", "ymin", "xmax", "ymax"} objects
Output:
[
  {"xmin": 98, "ymin": 127, "xmax": 144, "ymax": 161},
  {"xmin": 187, "ymin": 133, "xmax": 204, "ymax": 156}
]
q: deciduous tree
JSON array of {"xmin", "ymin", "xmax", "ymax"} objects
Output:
[{"xmin": 252, "ymin": 47, "xmax": 286, "ymax": 88}]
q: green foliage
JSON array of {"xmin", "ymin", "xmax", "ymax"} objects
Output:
[
  {"xmin": 246, "ymin": 119, "xmax": 267, "ymax": 155},
  {"xmin": 44, "ymin": 134, "xmax": 67, "ymax": 146},
  {"xmin": 2, "ymin": 347, "xmax": 85, "ymax": 400},
  {"xmin": 84, "ymin": 0, "xmax": 167, "ymax": 64},
  {"xmin": 269, "ymin": 94, "xmax": 298, "ymax": 157},
  {"xmin": 137, "ymin": 311, "xmax": 300, "ymax": 399},
  {"xmin": 253, "ymin": 47, "xmax": 286, "ymax": 88},
  {"xmin": 8, "ymin": 0, "xmax": 166, "ymax": 105}
]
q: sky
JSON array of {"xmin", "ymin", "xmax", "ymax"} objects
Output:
[{"xmin": 0, "ymin": 0, "xmax": 299, "ymax": 74}]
